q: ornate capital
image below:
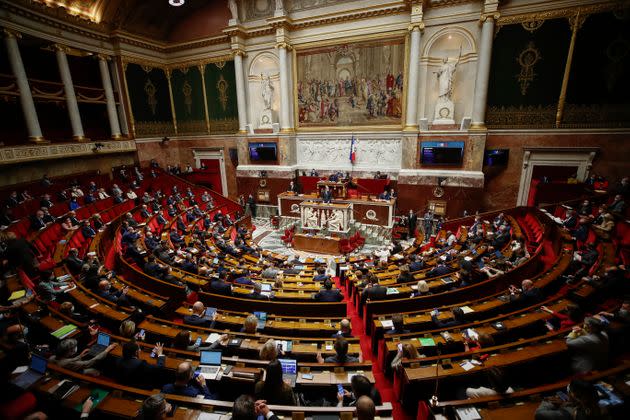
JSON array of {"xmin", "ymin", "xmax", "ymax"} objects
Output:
[
  {"xmin": 480, "ymin": 12, "xmax": 500, "ymax": 24},
  {"xmin": 408, "ymin": 22, "xmax": 425, "ymax": 32},
  {"xmin": 95, "ymin": 53, "xmax": 110, "ymax": 62},
  {"xmin": 52, "ymin": 43, "xmax": 69, "ymax": 53},
  {"xmin": 276, "ymin": 42, "xmax": 292, "ymax": 50},
  {"xmin": 232, "ymin": 48, "xmax": 247, "ymax": 58},
  {"xmin": 2, "ymin": 28, "xmax": 22, "ymax": 39}
]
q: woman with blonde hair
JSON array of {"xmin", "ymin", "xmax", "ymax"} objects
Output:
[
  {"xmin": 259, "ymin": 338, "xmax": 280, "ymax": 361},
  {"xmin": 391, "ymin": 343, "xmax": 420, "ymax": 370},
  {"xmin": 242, "ymin": 314, "xmax": 259, "ymax": 334}
]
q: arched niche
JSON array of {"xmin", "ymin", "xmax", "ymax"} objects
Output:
[{"xmin": 247, "ymin": 52, "xmax": 281, "ymax": 128}]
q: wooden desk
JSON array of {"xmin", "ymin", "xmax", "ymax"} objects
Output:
[{"xmin": 294, "ymin": 233, "xmax": 340, "ymax": 254}]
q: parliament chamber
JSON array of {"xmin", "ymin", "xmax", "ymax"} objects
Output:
[{"xmin": 0, "ymin": 1, "xmax": 629, "ymax": 419}]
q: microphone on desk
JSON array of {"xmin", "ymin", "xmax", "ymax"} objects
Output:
[{"xmin": 430, "ymin": 341, "xmax": 444, "ymax": 407}]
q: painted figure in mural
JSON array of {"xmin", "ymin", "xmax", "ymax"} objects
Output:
[{"xmin": 261, "ymin": 73, "xmax": 274, "ymax": 110}]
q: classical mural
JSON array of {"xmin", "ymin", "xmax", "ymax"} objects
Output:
[{"xmin": 296, "ymin": 40, "xmax": 405, "ymax": 128}]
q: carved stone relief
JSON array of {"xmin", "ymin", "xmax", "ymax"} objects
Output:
[{"xmin": 296, "ymin": 137, "xmax": 401, "ymax": 168}]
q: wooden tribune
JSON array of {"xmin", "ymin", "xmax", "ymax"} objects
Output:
[{"xmin": 294, "ymin": 233, "xmax": 341, "ymax": 254}]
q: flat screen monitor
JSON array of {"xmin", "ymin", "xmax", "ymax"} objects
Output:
[
  {"xmin": 420, "ymin": 141, "xmax": 464, "ymax": 166},
  {"xmin": 484, "ymin": 149, "xmax": 509, "ymax": 166},
  {"xmin": 249, "ymin": 142, "xmax": 277, "ymax": 162}
]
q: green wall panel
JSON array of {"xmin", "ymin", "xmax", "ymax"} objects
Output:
[
  {"xmin": 204, "ymin": 61, "xmax": 238, "ymax": 133},
  {"xmin": 125, "ymin": 63, "xmax": 174, "ymax": 137},
  {"xmin": 171, "ymin": 66, "xmax": 206, "ymax": 135}
]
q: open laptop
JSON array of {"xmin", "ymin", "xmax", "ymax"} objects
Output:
[
  {"xmin": 253, "ymin": 312, "xmax": 267, "ymax": 330},
  {"xmin": 11, "ymin": 354, "xmax": 47, "ymax": 389},
  {"xmin": 198, "ymin": 350, "xmax": 222, "ymax": 380},
  {"xmin": 85, "ymin": 332, "xmax": 110, "ymax": 358},
  {"xmin": 278, "ymin": 358, "xmax": 297, "ymax": 387}
]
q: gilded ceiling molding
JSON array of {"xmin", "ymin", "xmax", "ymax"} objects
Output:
[
  {"xmin": 496, "ymin": 1, "xmax": 628, "ymax": 26},
  {"xmin": 0, "ymin": 140, "xmax": 137, "ymax": 165}
]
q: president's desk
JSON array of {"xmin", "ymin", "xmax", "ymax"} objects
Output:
[{"xmin": 278, "ymin": 192, "xmax": 396, "ymax": 228}]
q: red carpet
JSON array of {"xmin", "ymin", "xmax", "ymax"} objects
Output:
[{"xmin": 334, "ymin": 276, "xmax": 413, "ymax": 420}]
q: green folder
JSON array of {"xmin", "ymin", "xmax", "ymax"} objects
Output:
[
  {"xmin": 73, "ymin": 388, "xmax": 109, "ymax": 412},
  {"xmin": 51, "ymin": 324, "xmax": 77, "ymax": 339},
  {"xmin": 418, "ymin": 337, "xmax": 436, "ymax": 347}
]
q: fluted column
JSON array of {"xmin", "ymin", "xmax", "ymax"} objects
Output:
[
  {"xmin": 470, "ymin": 14, "xmax": 497, "ymax": 129},
  {"xmin": 233, "ymin": 50, "xmax": 248, "ymax": 133},
  {"xmin": 97, "ymin": 55, "xmax": 122, "ymax": 139},
  {"xmin": 404, "ymin": 25, "xmax": 422, "ymax": 130},
  {"xmin": 278, "ymin": 42, "xmax": 292, "ymax": 132},
  {"xmin": 4, "ymin": 29, "xmax": 45, "ymax": 143},
  {"xmin": 55, "ymin": 45, "xmax": 87, "ymax": 141}
]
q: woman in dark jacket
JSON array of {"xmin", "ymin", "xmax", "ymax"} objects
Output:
[{"xmin": 254, "ymin": 359, "xmax": 297, "ymax": 405}]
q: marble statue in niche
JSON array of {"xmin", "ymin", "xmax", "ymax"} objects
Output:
[
  {"xmin": 433, "ymin": 50, "xmax": 460, "ymax": 124},
  {"xmin": 228, "ymin": 0, "xmax": 239, "ymax": 23},
  {"xmin": 259, "ymin": 73, "xmax": 274, "ymax": 128}
]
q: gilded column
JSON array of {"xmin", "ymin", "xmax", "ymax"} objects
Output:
[
  {"xmin": 470, "ymin": 13, "xmax": 497, "ymax": 129},
  {"xmin": 555, "ymin": 12, "xmax": 585, "ymax": 128},
  {"xmin": 233, "ymin": 50, "xmax": 248, "ymax": 133},
  {"xmin": 278, "ymin": 42, "xmax": 292, "ymax": 132},
  {"xmin": 55, "ymin": 45, "xmax": 87, "ymax": 141},
  {"xmin": 165, "ymin": 69, "xmax": 178, "ymax": 135},
  {"xmin": 404, "ymin": 24, "xmax": 423, "ymax": 130},
  {"xmin": 199, "ymin": 64, "xmax": 211, "ymax": 134},
  {"xmin": 97, "ymin": 55, "xmax": 122, "ymax": 139},
  {"xmin": 4, "ymin": 29, "xmax": 45, "ymax": 143}
]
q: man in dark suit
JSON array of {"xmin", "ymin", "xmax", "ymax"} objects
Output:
[
  {"xmin": 408, "ymin": 209, "xmax": 417, "ymax": 239},
  {"xmin": 322, "ymin": 185, "xmax": 333, "ymax": 204},
  {"xmin": 183, "ymin": 301, "xmax": 217, "ymax": 328},
  {"xmin": 427, "ymin": 260, "xmax": 451, "ymax": 277},
  {"xmin": 30, "ymin": 210, "xmax": 46, "ymax": 230},
  {"xmin": 169, "ymin": 228, "xmax": 184, "ymax": 246},
  {"xmin": 385, "ymin": 313, "xmax": 411, "ymax": 335},
  {"xmin": 247, "ymin": 283, "xmax": 269, "ymax": 300},
  {"xmin": 115, "ymin": 340, "xmax": 166, "ymax": 389},
  {"xmin": 313, "ymin": 280, "xmax": 343, "ymax": 302},
  {"xmin": 361, "ymin": 276, "xmax": 387, "ymax": 306},
  {"xmin": 313, "ymin": 267, "xmax": 330, "ymax": 282},
  {"xmin": 65, "ymin": 248, "xmax": 84, "ymax": 274},
  {"xmin": 162, "ymin": 362, "xmax": 216, "ymax": 398},
  {"xmin": 409, "ymin": 255, "xmax": 424, "ymax": 272},
  {"xmin": 332, "ymin": 318, "xmax": 353, "ymax": 338},
  {"xmin": 144, "ymin": 255, "xmax": 167, "ymax": 279},
  {"xmin": 288, "ymin": 180, "xmax": 300, "ymax": 193},
  {"xmin": 81, "ymin": 220, "xmax": 96, "ymax": 239},
  {"xmin": 508, "ymin": 279, "xmax": 541, "ymax": 306},
  {"xmin": 97, "ymin": 280, "xmax": 131, "ymax": 306},
  {"xmin": 209, "ymin": 275, "xmax": 233, "ymax": 296},
  {"xmin": 232, "ymin": 396, "xmax": 280, "ymax": 420}
]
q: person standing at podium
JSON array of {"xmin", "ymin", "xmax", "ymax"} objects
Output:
[
  {"xmin": 329, "ymin": 172, "xmax": 339, "ymax": 182},
  {"xmin": 288, "ymin": 180, "xmax": 299, "ymax": 194},
  {"xmin": 322, "ymin": 185, "xmax": 333, "ymax": 204}
]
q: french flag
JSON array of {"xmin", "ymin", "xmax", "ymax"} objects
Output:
[{"xmin": 349, "ymin": 135, "xmax": 357, "ymax": 164}]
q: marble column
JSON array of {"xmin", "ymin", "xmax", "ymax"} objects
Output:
[
  {"xmin": 470, "ymin": 15, "xmax": 496, "ymax": 129},
  {"xmin": 278, "ymin": 43, "xmax": 292, "ymax": 132},
  {"xmin": 233, "ymin": 51, "xmax": 248, "ymax": 133},
  {"xmin": 97, "ymin": 55, "xmax": 122, "ymax": 139},
  {"xmin": 4, "ymin": 30, "xmax": 45, "ymax": 143},
  {"xmin": 405, "ymin": 26, "xmax": 422, "ymax": 130},
  {"xmin": 55, "ymin": 46, "xmax": 87, "ymax": 141}
]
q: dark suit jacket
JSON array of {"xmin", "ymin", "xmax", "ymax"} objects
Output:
[
  {"xmin": 209, "ymin": 280, "xmax": 232, "ymax": 296},
  {"xmin": 313, "ymin": 288, "xmax": 343, "ymax": 302},
  {"xmin": 183, "ymin": 314, "xmax": 216, "ymax": 328},
  {"xmin": 362, "ymin": 285, "xmax": 387, "ymax": 304},
  {"xmin": 115, "ymin": 356, "xmax": 166, "ymax": 388}
]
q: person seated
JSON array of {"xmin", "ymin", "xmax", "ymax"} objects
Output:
[
  {"xmin": 412, "ymin": 280, "xmax": 431, "ymax": 297},
  {"xmin": 562, "ymin": 209, "xmax": 578, "ymax": 229},
  {"xmin": 58, "ymin": 301, "xmax": 90, "ymax": 323},
  {"xmin": 183, "ymin": 301, "xmax": 217, "ymax": 328},
  {"xmin": 431, "ymin": 307, "xmax": 465, "ymax": 329},
  {"xmin": 595, "ymin": 300, "xmax": 630, "ymax": 326},
  {"xmin": 144, "ymin": 231, "xmax": 160, "ymax": 252},
  {"xmin": 37, "ymin": 271, "xmax": 71, "ymax": 302},
  {"xmin": 313, "ymin": 279, "xmax": 343, "ymax": 302},
  {"xmin": 361, "ymin": 276, "xmax": 387, "ymax": 304},
  {"xmin": 144, "ymin": 255, "xmax": 167, "ymax": 279},
  {"xmin": 566, "ymin": 317, "xmax": 609, "ymax": 374},
  {"xmin": 65, "ymin": 247, "xmax": 85, "ymax": 274},
  {"xmin": 51, "ymin": 338, "xmax": 117, "ymax": 376},
  {"xmin": 247, "ymin": 283, "xmax": 269, "ymax": 300},
  {"xmin": 317, "ymin": 337, "xmax": 360, "ymax": 364},
  {"xmin": 397, "ymin": 264, "xmax": 413, "ymax": 283},
  {"xmin": 96, "ymin": 279, "xmax": 131, "ymax": 306},
  {"xmin": 332, "ymin": 318, "xmax": 353, "ymax": 338},
  {"xmin": 41, "ymin": 207, "xmax": 55, "ymax": 224},
  {"xmin": 254, "ymin": 359, "xmax": 297, "ymax": 405},
  {"xmin": 535, "ymin": 379, "xmax": 602, "ymax": 420},
  {"xmin": 427, "ymin": 260, "xmax": 452, "ymax": 277},
  {"xmin": 591, "ymin": 213, "xmax": 615, "ymax": 240},
  {"xmin": 385, "ymin": 313, "xmax": 410, "ymax": 335},
  {"xmin": 169, "ymin": 228, "xmax": 184, "ymax": 246},
  {"xmin": 409, "ymin": 255, "xmax": 424, "ymax": 272},
  {"xmin": 162, "ymin": 362, "xmax": 217, "ymax": 399},
  {"xmin": 608, "ymin": 194, "xmax": 626, "ymax": 214},
  {"xmin": 577, "ymin": 200, "xmax": 592, "ymax": 216},
  {"xmin": 508, "ymin": 279, "xmax": 541, "ymax": 306},
  {"xmin": 337, "ymin": 374, "xmax": 382, "ymax": 407},
  {"xmin": 232, "ymin": 396, "xmax": 279, "ymax": 420},
  {"xmin": 378, "ymin": 188, "xmax": 391, "ymax": 200},
  {"xmin": 81, "ymin": 220, "xmax": 96, "ymax": 239},
  {"xmin": 313, "ymin": 266, "xmax": 330, "ymax": 282},
  {"xmin": 463, "ymin": 332, "xmax": 495, "ymax": 353},
  {"xmin": 179, "ymin": 255, "xmax": 198, "ymax": 274},
  {"xmin": 209, "ymin": 274, "xmax": 233, "ymax": 296},
  {"xmin": 30, "ymin": 210, "xmax": 47, "ymax": 231},
  {"xmin": 121, "ymin": 226, "xmax": 140, "ymax": 245},
  {"xmin": 115, "ymin": 340, "xmax": 166, "ymax": 389},
  {"xmin": 568, "ymin": 242, "xmax": 599, "ymax": 279},
  {"xmin": 541, "ymin": 303, "xmax": 583, "ymax": 331},
  {"xmin": 40, "ymin": 193, "xmax": 54, "ymax": 208},
  {"xmin": 465, "ymin": 367, "xmax": 514, "ymax": 398}
]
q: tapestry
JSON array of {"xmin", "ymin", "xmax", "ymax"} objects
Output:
[
  {"xmin": 171, "ymin": 66, "xmax": 206, "ymax": 135},
  {"xmin": 204, "ymin": 61, "xmax": 239, "ymax": 133},
  {"xmin": 125, "ymin": 63, "xmax": 174, "ymax": 137},
  {"xmin": 296, "ymin": 39, "xmax": 405, "ymax": 128}
]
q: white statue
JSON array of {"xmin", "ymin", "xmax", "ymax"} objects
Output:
[
  {"xmin": 228, "ymin": 0, "xmax": 239, "ymax": 22},
  {"xmin": 275, "ymin": 0, "xmax": 284, "ymax": 11},
  {"xmin": 435, "ymin": 50, "xmax": 461, "ymax": 101},
  {"xmin": 305, "ymin": 207, "xmax": 319, "ymax": 228},
  {"xmin": 326, "ymin": 209, "xmax": 343, "ymax": 231},
  {"xmin": 261, "ymin": 73, "xmax": 274, "ymax": 110}
]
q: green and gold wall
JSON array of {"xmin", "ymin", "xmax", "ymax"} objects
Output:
[
  {"xmin": 486, "ymin": 7, "xmax": 630, "ymax": 129},
  {"xmin": 124, "ymin": 59, "xmax": 239, "ymax": 138}
]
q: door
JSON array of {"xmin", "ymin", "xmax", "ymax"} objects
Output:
[{"xmin": 200, "ymin": 159, "xmax": 223, "ymax": 195}]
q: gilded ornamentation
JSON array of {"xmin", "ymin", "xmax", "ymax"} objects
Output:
[
  {"xmin": 216, "ymin": 75, "xmax": 229, "ymax": 112},
  {"xmin": 214, "ymin": 61, "xmax": 226, "ymax": 70},
  {"xmin": 141, "ymin": 65, "xmax": 153, "ymax": 73},
  {"xmin": 182, "ymin": 80, "xmax": 193, "ymax": 114},
  {"xmin": 521, "ymin": 20, "xmax": 544, "ymax": 32},
  {"xmin": 516, "ymin": 41, "xmax": 541, "ymax": 96},
  {"xmin": 562, "ymin": 104, "xmax": 630, "ymax": 128},
  {"xmin": 486, "ymin": 105, "xmax": 556, "ymax": 129},
  {"xmin": 144, "ymin": 79, "xmax": 157, "ymax": 115}
]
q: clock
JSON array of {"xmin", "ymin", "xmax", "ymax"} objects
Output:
[
  {"xmin": 439, "ymin": 107, "xmax": 450, "ymax": 119},
  {"xmin": 259, "ymin": 179, "xmax": 267, "ymax": 188},
  {"xmin": 433, "ymin": 186, "xmax": 444, "ymax": 198}
]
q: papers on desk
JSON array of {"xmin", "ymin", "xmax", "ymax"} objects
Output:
[
  {"xmin": 386, "ymin": 287, "xmax": 399, "ymax": 295},
  {"xmin": 56, "ymin": 274, "xmax": 71, "ymax": 282},
  {"xmin": 459, "ymin": 360, "xmax": 476, "ymax": 371},
  {"xmin": 418, "ymin": 337, "xmax": 436, "ymax": 347},
  {"xmin": 380, "ymin": 320, "xmax": 394, "ymax": 328},
  {"xmin": 460, "ymin": 306, "xmax": 475, "ymax": 314},
  {"xmin": 441, "ymin": 277, "xmax": 455, "ymax": 284},
  {"xmin": 205, "ymin": 333, "xmax": 221, "ymax": 344},
  {"xmin": 8, "ymin": 290, "xmax": 26, "ymax": 301},
  {"xmin": 51, "ymin": 324, "xmax": 77, "ymax": 339},
  {"xmin": 58, "ymin": 284, "xmax": 76, "ymax": 293},
  {"xmin": 12, "ymin": 365, "xmax": 28, "ymax": 375},
  {"xmin": 454, "ymin": 407, "xmax": 481, "ymax": 420}
]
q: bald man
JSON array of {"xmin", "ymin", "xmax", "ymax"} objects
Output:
[
  {"xmin": 508, "ymin": 279, "xmax": 541, "ymax": 307},
  {"xmin": 162, "ymin": 362, "xmax": 216, "ymax": 398},
  {"xmin": 183, "ymin": 301, "xmax": 217, "ymax": 328},
  {"xmin": 356, "ymin": 396, "xmax": 376, "ymax": 420},
  {"xmin": 332, "ymin": 318, "xmax": 353, "ymax": 338}
]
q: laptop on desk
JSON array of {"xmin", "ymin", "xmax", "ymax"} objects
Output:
[
  {"xmin": 279, "ymin": 358, "xmax": 297, "ymax": 387},
  {"xmin": 85, "ymin": 332, "xmax": 110, "ymax": 358},
  {"xmin": 199, "ymin": 350, "xmax": 222, "ymax": 380},
  {"xmin": 11, "ymin": 354, "xmax": 47, "ymax": 389},
  {"xmin": 253, "ymin": 311, "xmax": 267, "ymax": 330}
]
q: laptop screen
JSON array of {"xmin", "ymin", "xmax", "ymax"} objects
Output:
[
  {"xmin": 30, "ymin": 354, "xmax": 48, "ymax": 374},
  {"xmin": 200, "ymin": 350, "xmax": 222, "ymax": 365},
  {"xmin": 253, "ymin": 312, "xmax": 267, "ymax": 321},
  {"xmin": 97, "ymin": 332, "xmax": 110, "ymax": 346},
  {"xmin": 261, "ymin": 283, "xmax": 272, "ymax": 292},
  {"xmin": 205, "ymin": 307, "xmax": 217, "ymax": 318},
  {"xmin": 279, "ymin": 359, "xmax": 297, "ymax": 375}
]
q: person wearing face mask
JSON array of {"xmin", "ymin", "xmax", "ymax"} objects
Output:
[
  {"xmin": 50, "ymin": 338, "xmax": 117, "ymax": 376},
  {"xmin": 0, "ymin": 325, "xmax": 30, "ymax": 376}
]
